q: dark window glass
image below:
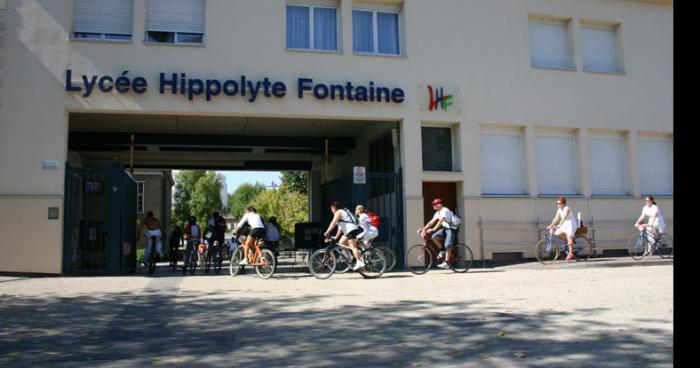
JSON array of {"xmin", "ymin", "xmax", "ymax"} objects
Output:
[
  {"xmin": 422, "ymin": 127, "xmax": 452, "ymax": 171},
  {"xmin": 147, "ymin": 31, "xmax": 175, "ymax": 43},
  {"xmin": 176, "ymin": 32, "xmax": 204, "ymax": 43}
]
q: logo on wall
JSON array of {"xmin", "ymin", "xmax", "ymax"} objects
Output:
[{"xmin": 420, "ymin": 84, "xmax": 460, "ymax": 113}]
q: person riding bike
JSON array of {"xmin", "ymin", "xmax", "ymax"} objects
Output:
[
  {"xmin": 206, "ymin": 211, "xmax": 227, "ymax": 262},
  {"xmin": 168, "ymin": 225, "xmax": 183, "ymax": 269},
  {"xmin": 138, "ymin": 211, "xmax": 164, "ymax": 266},
  {"xmin": 546, "ymin": 196, "xmax": 579, "ymax": 262},
  {"xmin": 182, "ymin": 216, "xmax": 201, "ymax": 272},
  {"xmin": 418, "ymin": 198, "xmax": 458, "ymax": 269},
  {"xmin": 355, "ymin": 205, "xmax": 378, "ymax": 249},
  {"xmin": 634, "ymin": 195, "xmax": 667, "ymax": 256},
  {"xmin": 323, "ymin": 201, "xmax": 365, "ymax": 271},
  {"xmin": 233, "ymin": 206, "xmax": 266, "ymax": 265}
]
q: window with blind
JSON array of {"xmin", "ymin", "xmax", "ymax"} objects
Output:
[
  {"xmin": 639, "ymin": 136, "xmax": 673, "ymax": 195},
  {"xmin": 146, "ymin": 0, "xmax": 205, "ymax": 44},
  {"xmin": 422, "ymin": 127, "xmax": 453, "ymax": 172},
  {"xmin": 480, "ymin": 132, "xmax": 525, "ymax": 195},
  {"xmin": 353, "ymin": 9, "xmax": 400, "ymax": 55},
  {"xmin": 582, "ymin": 24, "xmax": 622, "ymax": 73},
  {"xmin": 589, "ymin": 136, "xmax": 628, "ymax": 195},
  {"xmin": 529, "ymin": 16, "xmax": 573, "ymax": 70},
  {"xmin": 536, "ymin": 134, "xmax": 578, "ymax": 195},
  {"xmin": 72, "ymin": 0, "xmax": 133, "ymax": 41},
  {"xmin": 286, "ymin": 4, "xmax": 338, "ymax": 51},
  {"xmin": 136, "ymin": 181, "xmax": 145, "ymax": 213}
]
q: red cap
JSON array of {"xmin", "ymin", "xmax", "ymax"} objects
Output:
[{"xmin": 431, "ymin": 198, "xmax": 444, "ymax": 205}]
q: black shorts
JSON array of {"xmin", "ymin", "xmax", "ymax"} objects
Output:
[
  {"xmin": 345, "ymin": 228, "xmax": 361, "ymax": 240},
  {"xmin": 249, "ymin": 227, "xmax": 266, "ymax": 239}
]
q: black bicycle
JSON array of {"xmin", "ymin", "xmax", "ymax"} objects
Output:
[
  {"xmin": 208, "ymin": 240, "xmax": 224, "ymax": 274},
  {"xmin": 146, "ymin": 235, "xmax": 159, "ymax": 275},
  {"xmin": 182, "ymin": 240, "xmax": 198, "ymax": 275},
  {"xmin": 309, "ymin": 237, "xmax": 386, "ymax": 279}
]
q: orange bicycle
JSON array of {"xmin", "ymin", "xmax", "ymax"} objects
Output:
[{"xmin": 229, "ymin": 238, "xmax": 276, "ymax": 279}]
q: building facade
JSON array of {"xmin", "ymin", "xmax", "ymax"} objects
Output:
[{"xmin": 0, "ymin": 0, "xmax": 672, "ymax": 274}]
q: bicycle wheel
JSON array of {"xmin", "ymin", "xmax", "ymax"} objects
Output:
[
  {"xmin": 627, "ymin": 234, "xmax": 646, "ymax": 260},
  {"xmin": 230, "ymin": 247, "xmax": 244, "ymax": 277},
  {"xmin": 309, "ymin": 249, "xmax": 336, "ymax": 279},
  {"xmin": 332, "ymin": 248, "xmax": 352, "ymax": 273},
  {"xmin": 656, "ymin": 233, "xmax": 673, "ymax": 259},
  {"xmin": 213, "ymin": 248, "xmax": 223, "ymax": 274},
  {"xmin": 376, "ymin": 246, "xmax": 397, "ymax": 272},
  {"xmin": 148, "ymin": 247, "xmax": 157, "ymax": 275},
  {"xmin": 406, "ymin": 244, "xmax": 434, "ymax": 274},
  {"xmin": 535, "ymin": 239, "xmax": 558, "ymax": 265},
  {"xmin": 449, "ymin": 244, "xmax": 473, "ymax": 273},
  {"xmin": 255, "ymin": 249, "xmax": 277, "ymax": 279},
  {"xmin": 358, "ymin": 248, "xmax": 386, "ymax": 279},
  {"xmin": 573, "ymin": 235, "xmax": 593, "ymax": 261},
  {"xmin": 188, "ymin": 251, "xmax": 197, "ymax": 275}
]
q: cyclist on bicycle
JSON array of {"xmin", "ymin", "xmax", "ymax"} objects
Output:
[
  {"xmin": 355, "ymin": 205, "xmax": 378, "ymax": 249},
  {"xmin": 183, "ymin": 216, "xmax": 201, "ymax": 269},
  {"xmin": 206, "ymin": 211, "xmax": 227, "ymax": 262},
  {"xmin": 323, "ymin": 201, "xmax": 365, "ymax": 271},
  {"xmin": 168, "ymin": 225, "xmax": 183, "ymax": 269},
  {"xmin": 546, "ymin": 196, "xmax": 578, "ymax": 262},
  {"xmin": 138, "ymin": 211, "xmax": 164, "ymax": 265},
  {"xmin": 418, "ymin": 198, "xmax": 458, "ymax": 269},
  {"xmin": 634, "ymin": 195, "xmax": 666, "ymax": 256},
  {"xmin": 234, "ymin": 206, "xmax": 266, "ymax": 265}
]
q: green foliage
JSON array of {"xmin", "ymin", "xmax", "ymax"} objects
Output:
[
  {"xmin": 172, "ymin": 170, "xmax": 223, "ymax": 228},
  {"xmin": 281, "ymin": 171, "xmax": 308, "ymax": 195},
  {"xmin": 227, "ymin": 182, "xmax": 266, "ymax": 219},
  {"xmin": 251, "ymin": 188, "xmax": 308, "ymax": 238}
]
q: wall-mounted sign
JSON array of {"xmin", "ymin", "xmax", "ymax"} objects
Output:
[
  {"xmin": 48, "ymin": 207, "xmax": 59, "ymax": 220},
  {"xmin": 420, "ymin": 84, "xmax": 460, "ymax": 113},
  {"xmin": 353, "ymin": 166, "xmax": 366, "ymax": 184},
  {"xmin": 42, "ymin": 160, "xmax": 59, "ymax": 170}
]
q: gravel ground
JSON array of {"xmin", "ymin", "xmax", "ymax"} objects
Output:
[{"xmin": 0, "ymin": 257, "xmax": 673, "ymax": 367}]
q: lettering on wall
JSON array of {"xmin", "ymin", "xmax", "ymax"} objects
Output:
[{"xmin": 420, "ymin": 84, "xmax": 460, "ymax": 113}]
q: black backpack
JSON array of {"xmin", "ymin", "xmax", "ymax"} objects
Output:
[
  {"xmin": 340, "ymin": 208, "xmax": 359, "ymax": 226},
  {"xmin": 215, "ymin": 217, "xmax": 227, "ymax": 235}
]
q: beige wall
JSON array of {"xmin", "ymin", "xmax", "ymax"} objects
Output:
[{"xmin": 0, "ymin": 0, "xmax": 672, "ymax": 272}]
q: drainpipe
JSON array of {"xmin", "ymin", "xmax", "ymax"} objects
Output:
[
  {"xmin": 129, "ymin": 134, "xmax": 135, "ymax": 173},
  {"xmin": 324, "ymin": 139, "xmax": 329, "ymax": 183}
]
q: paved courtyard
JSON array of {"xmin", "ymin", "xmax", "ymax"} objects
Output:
[{"xmin": 0, "ymin": 257, "xmax": 673, "ymax": 367}]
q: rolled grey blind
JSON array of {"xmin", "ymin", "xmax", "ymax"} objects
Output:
[
  {"xmin": 589, "ymin": 137, "xmax": 628, "ymax": 195},
  {"xmin": 537, "ymin": 135, "xmax": 578, "ymax": 195},
  {"xmin": 73, "ymin": 0, "xmax": 134, "ymax": 35},
  {"xmin": 639, "ymin": 137, "xmax": 673, "ymax": 195},
  {"xmin": 582, "ymin": 27, "xmax": 618, "ymax": 72},
  {"xmin": 529, "ymin": 22, "xmax": 571, "ymax": 69},
  {"xmin": 147, "ymin": 0, "xmax": 205, "ymax": 33},
  {"xmin": 480, "ymin": 133, "xmax": 525, "ymax": 194}
]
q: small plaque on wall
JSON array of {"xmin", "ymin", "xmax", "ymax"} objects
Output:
[{"xmin": 48, "ymin": 207, "xmax": 59, "ymax": 220}]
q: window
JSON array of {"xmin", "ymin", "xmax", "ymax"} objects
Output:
[
  {"xmin": 529, "ymin": 15, "xmax": 573, "ymax": 69},
  {"xmin": 422, "ymin": 127, "xmax": 453, "ymax": 171},
  {"xmin": 72, "ymin": 0, "xmax": 133, "ymax": 41},
  {"xmin": 480, "ymin": 130, "xmax": 525, "ymax": 195},
  {"xmin": 639, "ymin": 136, "xmax": 673, "ymax": 195},
  {"xmin": 536, "ymin": 134, "xmax": 578, "ymax": 195},
  {"xmin": 146, "ymin": 0, "xmax": 205, "ymax": 45},
  {"xmin": 136, "ymin": 181, "xmax": 145, "ymax": 214},
  {"xmin": 286, "ymin": 4, "xmax": 338, "ymax": 51},
  {"xmin": 589, "ymin": 136, "xmax": 628, "ymax": 195},
  {"xmin": 353, "ymin": 9, "xmax": 400, "ymax": 55},
  {"xmin": 581, "ymin": 23, "xmax": 622, "ymax": 73}
]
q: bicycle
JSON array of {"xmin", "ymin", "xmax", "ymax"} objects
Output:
[
  {"xmin": 229, "ymin": 238, "xmax": 277, "ymax": 279},
  {"xmin": 182, "ymin": 240, "xmax": 198, "ymax": 275},
  {"xmin": 197, "ymin": 243, "xmax": 209, "ymax": 274},
  {"xmin": 169, "ymin": 241, "xmax": 179, "ymax": 271},
  {"xmin": 535, "ymin": 229, "xmax": 594, "ymax": 265},
  {"xmin": 627, "ymin": 225, "xmax": 673, "ymax": 260},
  {"xmin": 406, "ymin": 230, "xmax": 473, "ymax": 274},
  {"xmin": 208, "ymin": 240, "xmax": 224, "ymax": 274},
  {"xmin": 146, "ymin": 235, "xmax": 159, "ymax": 275},
  {"xmin": 308, "ymin": 237, "xmax": 386, "ymax": 280},
  {"xmin": 358, "ymin": 237, "xmax": 397, "ymax": 272}
]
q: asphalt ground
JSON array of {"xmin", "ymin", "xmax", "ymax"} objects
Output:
[{"xmin": 0, "ymin": 256, "xmax": 673, "ymax": 367}]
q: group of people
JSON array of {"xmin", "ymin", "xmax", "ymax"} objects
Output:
[{"xmin": 322, "ymin": 201, "xmax": 380, "ymax": 271}]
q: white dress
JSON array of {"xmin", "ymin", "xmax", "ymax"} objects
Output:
[
  {"xmin": 557, "ymin": 206, "xmax": 578, "ymax": 237},
  {"xmin": 642, "ymin": 205, "xmax": 666, "ymax": 233}
]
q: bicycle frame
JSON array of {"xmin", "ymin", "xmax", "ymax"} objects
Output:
[{"xmin": 239, "ymin": 238, "xmax": 270, "ymax": 267}]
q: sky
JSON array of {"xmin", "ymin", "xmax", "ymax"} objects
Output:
[{"xmin": 219, "ymin": 171, "xmax": 282, "ymax": 194}]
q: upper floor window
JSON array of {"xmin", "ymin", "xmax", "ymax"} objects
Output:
[
  {"xmin": 581, "ymin": 21, "xmax": 624, "ymax": 74},
  {"xmin": 286, "ymin": 4, "xmax": 338, "ymax": 51},
  {"xmin": 72, "ymin": 0, "xmax": 134, "ymax": 41},
  {"xmin": 529, "ymin": 15, "xmax": 574, "ymax": 70},
  {"xmin": 136, "ymin": 181, "xmax": 145, "ymax": 214},
  {"xmin": 353, "ymin": 9, "xmax": 400, "ymax": 55},
  {"xmin": 146, "ymin": 0, "xmax": 205, "ymax": 45}
]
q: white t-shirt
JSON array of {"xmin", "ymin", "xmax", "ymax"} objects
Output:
[
  {"xmin": 265, "ymin": 223, "xmax": 280, "ymax": 241},
  {"xmin": 237, "ymin": 212, "xmax": 265, "ymax": 230},
  {"xmin": 642, "ymin": 204, "xmax": 666, "ymax": 233},
  {"xmin": 432, "ymin": 207, "xmax": 455, "ymax": 229},
  {"xmin": 337, "ymin": 209, "xmax": 359, "ymax": 234},
  {"xmin": 357, "ymin": 213, "xmax": 378, "ymax": 240}
]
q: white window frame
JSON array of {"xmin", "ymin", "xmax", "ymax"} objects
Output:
[
  {"xmin": 480, "ymin": 127, "xmax": 526, "ymax": 196},
  {"xmin": 352, "ymin": 8, "xmax": 401, "ymax": 56},
  {"xmin": 589, "ymin": 135, "xmax": 629, "ymax": 196},
  {"xmin": 144, "ymin": 0, "xmax": 206, "ymax": 46},
  {"xmin": 528, "ymin": 14, "xmax": 575, "ymax": 71},
  {"xmin": 286, "ymin": 3, "xmax": 340, "ymax": 53},
  {"xmin": 136, "ymin": 181, "xmax": 145, "ymax": 214}
]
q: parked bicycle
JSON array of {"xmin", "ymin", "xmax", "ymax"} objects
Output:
[
  {"xmin": 535, "ymin": 228, "xmax": 594, "ymax": 265},
  {"xmin": 627, "ymin": 225, "xmax": 673, "ymax": 260},
  {"xmin": 309, "ymin": 237, "xmax": 386, "ymax": 280},
  {"xmin": 406, "ymin": 231, "xmax": 473, "ymax": 274},
  {"xmin": 229, "ymin": 238, "xmax": 276, "ymax": 279}
]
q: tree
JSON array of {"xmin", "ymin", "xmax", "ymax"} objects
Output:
[
  {"xmin": 251, "ymin": 187, "xmax": 308, "ymax": 238},
  {"xmin": 281, "ymin": 171, "xmax": 308, "ymax": 195},
  {"xmin": 227, "ymin": 182, "xmax": 266, "ymax": 220},
  {"xmin": 172, "ymin": 170, "xmax": 223, "ymax": 228}
]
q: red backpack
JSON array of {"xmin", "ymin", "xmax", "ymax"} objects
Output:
[{"xmin": 367, "ymin": 211, "xmax": 381, "ymax": 227}]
